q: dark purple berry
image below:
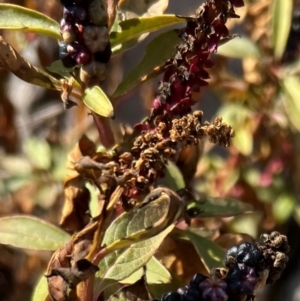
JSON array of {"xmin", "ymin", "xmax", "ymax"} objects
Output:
[
  {"xmin": 94, "ymin": 43, "xmax": 112, "ymax": 63},
  {"xmin": 237, "ymin": 243, "xmax": 262, "ymax": 267},
  {"xmin": 185, "ymin": 287, "xmax": 201, "ymax": 301},
  {"xmin": 162, "ymin": 292, "xmax": 181, "ymax": 301},
  {"xmin": 226, "ymin": 264, "xmax": 257, "ymax": 296},
  {"xmin": 177, "ymin": 286, "xmax": 188, "ymax": 295},
  {"xmin": 189, "ymin": 273, "xmax": 207, "ymax": 287},
  {"xmin": 59, "ymin": 42, "xmax": 77, "ymax": 68},
  {"xmin": 76, "ymin": 48, "xmax": 92, "ymax": 65},
  {"xmin": 199, "ymin": 278, "xmax": 228, "ymax": 301},
  {"xmin": 63, "ymin": 5, "xmax": 87, "ymax": 23}
]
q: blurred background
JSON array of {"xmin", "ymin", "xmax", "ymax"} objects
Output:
[{"xmin": 0, "ymin": 0, "xmax": 300, "ymax": 300}]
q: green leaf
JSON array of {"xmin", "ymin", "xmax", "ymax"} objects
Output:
[
  {"xmin": 0, "ymin": 4, "xmax": 60, "ymax": 40},
  {"xmin": 281, "ymin": 75, "xmax": 300, "ymax": 131},
  {"xmin": 110, "ymin": 15, "xmax": 186, "ymax": 52},
  {"xmin": 233, "ymin": 128, "xmax": 253, "ymax": 156},
  {"xmin": 23, "ymin": 137, "xmax": 51, "ymax": 170},
  {"xmin": 112, "ymin": 29, "xmax": 180, "ymax": 99},
  {"xmin": 0, "ymin": 216, "xmax": 70, "ymax": 250},
  {"xmin": 103, "ymin": 191, "xmax": 183, "ymax": 252},
  {"xmin": 95, "ymin": 225, "xmax": 174, "ymax": 295},
  {"xmin": 273, "ymin": 193, "xmax": 296, "ymax": 223},
  {"xmin": 217, "ymin": 36, "xmax": 261, "ymax": 59},
  {"xmin": 47, "ymin": 60, "xmax": 74, "ymax": 78},
  {"xmin": 186, "ymin": 197, "xmax": 253, "ymax": 218},
  {"xmin": 185, "ymin": 230, "xmax": 225, "ymax": 272},
  {"xmin": 120, "ymin": 256, "xmax": 171, "ymax": 285},
  {"xmin": 270, "ymin": 0, "xmax": 293, "ymax": 60},
  {"xmin": 83, "ymin": 86, "xmax": 114, "ymax": 118},
  {"xmin": 31, "ymin": 275, "xmax": 48, "ymax": 301},
  {"xmin": 164, "ymin": 161, "xmax": 185, "ymax": 191}
]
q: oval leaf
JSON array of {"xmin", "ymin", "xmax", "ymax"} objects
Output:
[
  {"xmin": 112, "ymin": 29, "xmax": 180, "ymax": 99},
  {"xmin": 270, "ymin": 0, "xmax": 293, "ymax": 60},
  {"xmin": 110, "ymin": 15, "xmax": 186, "ymax": 51},
  {"xmin": 218, "ymin": 36, "xmax": 261, "ymax": 59},
  {"xmin": 31, "ymin": 275, "xmax": 49, "ymax": 301},
  {"xmin": 96, "ymin": 225, "xmax": 174, "ymax": 295},
  {"xmin": 0, "ymin": 216, "xmax": 70, "ymax": 250},
  {"xmin": 186, "ymin": 197, "xmax": 253, "ymax": 218},
  {"xmin": 103, "ymin": 191, "xmax": 183, "ymax": 252},
  {"xmin": 0, "ymin": 36, "xmax": 61, "ymax": 90},
  {"xmin": 164, "ymin": 160, "xmax": 185, "ymax": 191},
  {"xmin": 185, "ymin": 230, "xmax": 225, "ymax": 272},
  {"xmin": 120, "ymin": 256, "xmax": 171, "ymax": 285},
  {"xmin": 83, "ymin": 86, "xmax": 114, "ymax": 117},
  {"xmin": 0, "ymin": 4, "xmax": 60, "ymax": 40},
  {"xmin": 281, "ymin": 75, "xmax": 300, "ymax": 131}
]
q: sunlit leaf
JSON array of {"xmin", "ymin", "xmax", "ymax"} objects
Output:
[
  {"xmin": 218, "ymin": 36, "xmax": 261, "ymax": 59},
  {"xmin": 112, "ymin": 29, "xmax": 180, "ymax": 99},
  {"xmin": 110, "ymin": 15, "xmax": 186, "ymax": 52},
  {"xmin": 120, "ymin": 256, "xmax": 171, "ymax": 285},
  {"xmin": 0, "ymin": 216, "xmax": 70, "ymax": 250},
  {"xmin": 233, "ymin": 128, "xmax": 253, "ymax": 156},
  {"xmin": 270, "ymin": 0, "xmax": 293, "ymax": 60},
  {"xmin": 83, "ymin": 86, "xmax": 114, "ymax": 118},
  {"xmin": 273, "ymin": 193, "xmax": 295, "ymax": 223},
  {"xmin": 281, "ymin": 75, "xmax": 300, "ymax": 131},
  {"xmin": 31, "ymin": 275, "xmax": 49, "ymax": 301},
  {"xmin": 23, "ymin": 137, "xmax": 51, "ymax": 170},
  {"xmin": 186, "ymin": 197, "xmax": 253, "ymax": 218},
  {"xmin": 185, "ymin": 230, "xmax": 225, "ymax": 272},
  {"xmin": 95, "ymin": 225, "xmax": 174, "ymax": 295},
  {"xmin": 103, "ymin": 191, "xmax": 183, "ymax": 252},
  {"xmin": 0, "ymin": 4, "xmax": 60, "ymax": 40}
]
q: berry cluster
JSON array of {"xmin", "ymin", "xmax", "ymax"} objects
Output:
[
  {"xmin": 58, "ymin": 0, "xmax": 111, "ymax": 86},
  {"xmin": 154, "ymin": 232, "xmax": 289, "ymax": 301}
]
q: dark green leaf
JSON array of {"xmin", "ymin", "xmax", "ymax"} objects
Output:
[
  {"xmin": 47, "ymin": 60, "xmax": 74, "ymax": 78},
  {"xmin": 281, "ymin": 75, "xmax": 300, "ymax": 131},
  {"xmin": 185, "ymin": 230, "xmax": 225, "ymax": 272},
  {"xmin": 0, "ymin": 4, "xmax": 60, "ymax": 40},
  {"xmin": 217, "ymin": 36, "xmax": 261, "ymax": 59},
  {"xmin": 83, "ymin": 86, "xmax": 114, "ymax": 118},
  {"xmin": 31, "ymin": 275, "xmax": 48, "ymax": 301},
  {"xmin": 110, "ymin": 15, "xmax": 186, "ymax": 52},
  {"xmin": 0, "ymin": 216, "xmax": 70, "ymax": 250},
  {"xmin": 112, "ymin": 29, "xmax": 180, "ymax": 99},
  {"xmin": 186, "ymin": 197, "xmax": 253, "ymax": 218},
  {"xmin": 164, "ymin": 161, "xmax": 185, "ymax": 191},
  {"xmin": 271, "ymin": 0, "xmax": 293, "ymax": 60}
]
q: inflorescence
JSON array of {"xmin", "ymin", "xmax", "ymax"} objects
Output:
[
  {"xmin": 58, "ymin": 0, "xmax": 111, "ymax": 86},
  {"xmin": 155, "ymin": 232, "xmax": 289, "ymax": 301}
]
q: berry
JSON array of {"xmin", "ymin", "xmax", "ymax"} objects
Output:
[
  {"xmin": 83, "ymin": 26, "xmax": 109, "ymax": 53},
  {"xmin": 162, "ymin": 292, "xmax": 181, "ymax": 301},
  {"xmin": 88, "ymin": 0, "xmax": 108, "ymax": 26},
  {"xmin": 76, "ymin": 48, "xmax": 92, "ymax": 65},
  {"xmin": 59, "ymin": 42, "xmax": 77, "ymax": 68},
  {"xmin": 225, "ymin": 242, "xmax": 262, "ymax": 267},
  {"xmin": 226, "ymin": 264, "xmax": 257, "ymax": 296},
  {"xmin": 61, "ymin": 23, "xmax": 76, "ymax": 43},
  {"xmin": 63, "ymin": 5, "xmax": 87, "ymax": 23},
  {"xmin": 189, "ymin": 273, "xmax": 207, "ymax": 287},
  {"xmin": 58, "ymin": 0, "xmax": 74, "ymax": 6},
  {"xmin": 199, "ymin": 278, "xmax": 228, "ymax": 301},
  {"xmin": 94, "ymin": 43, "xmax": 112, "ymax": 63}
]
